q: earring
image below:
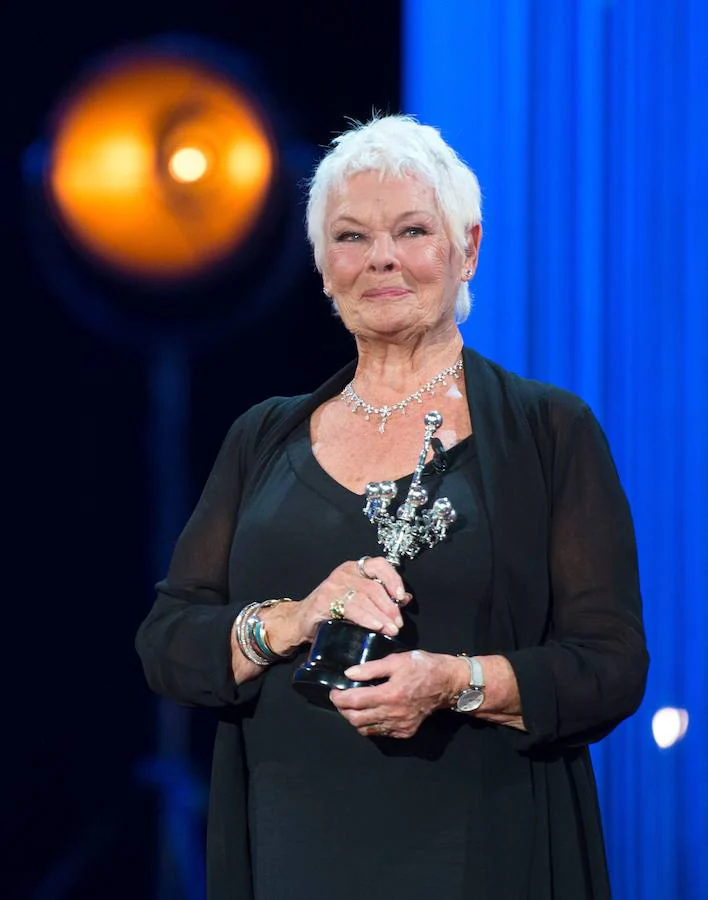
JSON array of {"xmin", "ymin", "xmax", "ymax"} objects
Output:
[{"xmin": 463, "ymin": 268, "xmax": 473, "ymax": 280}]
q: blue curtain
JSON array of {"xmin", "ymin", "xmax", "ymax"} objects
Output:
[{"xmin": 404, "ymin": 2, "xmax": 707, "ymax": 897}]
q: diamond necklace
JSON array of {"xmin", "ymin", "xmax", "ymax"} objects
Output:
[{"xmin": 340, "ymin": 356, "xmax": 464, "ymax": 433}]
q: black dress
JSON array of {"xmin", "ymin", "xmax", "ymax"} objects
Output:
[
  {"xmin": 136, "ymin": 347, "xmax": 649, "ymax": 900},
  {"xmin": 233, "ymin": 421, "xmax": 488, "ymax": 899}
]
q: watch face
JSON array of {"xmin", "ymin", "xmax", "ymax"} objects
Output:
[{"xmin": 456, "ymin": 688, "xmax": 484, "ymax": 712}]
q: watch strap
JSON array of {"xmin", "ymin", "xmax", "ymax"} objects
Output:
[
  {"xmin": 451, "ymin": 654, "xmax": 486, "ymax": 711},
  {"xmin": 459, "ymin": 653, "xmax": 485, "ymax": 688}
]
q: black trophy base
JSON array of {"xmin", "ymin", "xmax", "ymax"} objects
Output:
[{"xmin": 292, "ymin": 618, "xmax": 408, "ymax": 710}]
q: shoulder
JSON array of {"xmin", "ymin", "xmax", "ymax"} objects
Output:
[
  {"xmin": 464, "ymin": 347, "xmax": 592, "ymax": 433},
  {"xmin": 513, "ymin": 374, "xmax": 592, "ymax": 439},
  {"xmin": 229, "ymin": 394, "xmax": 309, "ymax": 438},
  {"xmin": 221, "ymin": 394, "xmax": 309, "ymax": 458}
]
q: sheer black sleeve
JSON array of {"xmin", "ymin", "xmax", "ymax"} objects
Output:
[
  {"xmin": 504, "ymin": 400, "xmax": 649, "ymax": 748},
  {"xmin": 135, "ymin": 399, "xmax": 288, "ymax": 708}
]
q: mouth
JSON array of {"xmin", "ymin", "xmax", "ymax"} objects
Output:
[{"xmin": 361, "ymin": 287, "xmax": 412, "ymax": 299}]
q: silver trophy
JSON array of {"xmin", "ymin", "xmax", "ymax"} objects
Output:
[
  {"xmin": 292, "ymin": 411, "xmax": 458, "ymax": 709},
  {"xmin": 363, "ymin": 411, "xmax": 457, "ymax": 566}
]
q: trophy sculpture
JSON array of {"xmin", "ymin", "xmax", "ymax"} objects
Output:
[{"xmin": 292, "ymin": 411, "xmax": 457, "ymax": 708}]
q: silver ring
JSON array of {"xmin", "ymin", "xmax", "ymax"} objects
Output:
[
  {"xmin": 356, "ymin": 557, "xmax": 401, "ymax": 606},
  {"xmin": 356, "ymin": 556, "xmax": 374, "ymax": 579},
  {"xmin": 357, "ymin": 556, "xmax": 388, "ymax": 590}
]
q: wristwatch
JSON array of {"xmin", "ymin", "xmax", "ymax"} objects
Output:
[{"xmin": 452, "ymin": 654, "xmax": 486, "ymax": 712}]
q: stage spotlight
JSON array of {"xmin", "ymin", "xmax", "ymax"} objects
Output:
[
  {"xmin": 652, "ymin": 707, "xmax": 689, "ymax": 749},
  {"xmin": 168, "ymin": 147, "xmax": 209, "ymax": 183},
  {"xmin": 24, "ymin": 35, "xmax": 310, "ymax": 339},
  {"xmin": 46, "ymin": 50, "xmax": 276, "ymax": 282}
]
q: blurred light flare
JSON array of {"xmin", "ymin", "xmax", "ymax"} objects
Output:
[
  {"xmin": 227, "ymin": 139, "xmax": 271, "ymax": 186},
  {"xmin": 47, "ymin": 54, "xmax": 276, "ymax": 279},
  {"xmin": 168, "ymin": 147, "xmax": 209, "ymax": 183},
  {"xmin": 652, "ymin": 707, "xmax": 689, "ymax": 749}
]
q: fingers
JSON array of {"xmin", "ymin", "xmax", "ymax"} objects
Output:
[
  {"xmin": 345, "ymin": 580, "xmax": 402, "ymax": 635},
  {"xmin": 329, "ymin": 685, "xmax": 404, "ymax": 738},
  {"xmin": 324, "ymin": 559, "xmax": 407, "ymax": 636},
  {"xmin": 344, "ymin": 659, "xmax": 391, "ymax": 684},
  {"xmin": 329, "ymin": 651, "xmax": 432, "ymax": 739},
  {"xmin": 357, "ymin": 557, "xmax": 411, "ymax": 606},
  {"xmin": 359, "ymin": 723, "xmax": 393, "ymax": 738},
  {"xmin": 299, "ymin": 559, "xmax": 413, "ymax": 642},
  {"xmin": 330, "ymin": 684, "xmax": 382, "ymax": 712},
  {"xmin": 332, "ymin": 660, "xmax": 397, "ymax": 712},
  {"xmin": 344, "ymin": 557, "xmax": 412, "ymax": 635},
  {"xmin": 329, "ymin": 685, "xmax": 389, "ymax": 730}
]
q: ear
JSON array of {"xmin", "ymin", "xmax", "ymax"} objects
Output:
[
  {"xmin": 322, "ymin": 272, "xmax": 333, "ymax": 299},
  {"xmin": 462, "ymin": 224, "xmax": 483, "ymax": 280}
]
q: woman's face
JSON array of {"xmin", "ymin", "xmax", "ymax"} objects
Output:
[{"xmin": 322, "ymin": 170, "xmax": 480, "ymax": 341}]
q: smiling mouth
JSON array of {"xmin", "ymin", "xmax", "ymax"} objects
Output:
[{"xmin": 361, "ymin": 288, "xmax": 412, "ymax": 299}]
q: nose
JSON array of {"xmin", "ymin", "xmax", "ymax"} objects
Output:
[{"xmin": 366, "ymin": 233, "xmax": 399, "ymax": 272}]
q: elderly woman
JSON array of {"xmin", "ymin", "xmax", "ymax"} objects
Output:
[{"xmin": 136, "ymin": 115, "xmax": 648, "ymax": 900}]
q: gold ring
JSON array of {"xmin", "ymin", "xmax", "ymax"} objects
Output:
[
  {"xmin": 367, "ymin": 723, "xmax": 390, "ymax": 737},
  {"xmin": 329, "ymin": 599, "xmax": 345, "ymax": 620},
  {"xmin": 329, "ymin": 588, "xmax": 355, "ymax": 621}
]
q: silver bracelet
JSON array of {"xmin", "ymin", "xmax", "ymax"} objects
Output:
[
  {"xmin": 234, "ymin": 603, "xmax": 271, "ymax": 666},
  {"xmin": 234, "ymin": 598, "xmax": 297, "ymax": 667}
]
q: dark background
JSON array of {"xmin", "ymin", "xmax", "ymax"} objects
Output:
[{"xmin": 5, "ymin": 2, "xmax": 401, "ymax": 897}]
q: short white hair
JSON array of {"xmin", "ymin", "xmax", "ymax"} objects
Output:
[{"xmin": 306, "ymin": 114, "xmax": 482, "ymax": 323}]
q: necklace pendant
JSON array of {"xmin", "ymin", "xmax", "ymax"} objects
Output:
[
  {"xmin": 379, "ymin": 407, "xmax": 392, "ymax": 433},
  {"xmin": 342, "ymin": 355, "xmax": 463, "ymax": 431}
]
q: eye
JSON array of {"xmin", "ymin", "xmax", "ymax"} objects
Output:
[
  {"xmin": 335, "ymin": 231, "xmax": 365, "ymax": 242},
  {"xmin": 399, "ymin": 225, "xmax": 428, "ymax": 238}
]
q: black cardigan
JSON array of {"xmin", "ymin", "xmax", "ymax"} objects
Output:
[{"xmin": 136, "ymin": 346, "xmax": 649, "ymax": 899}]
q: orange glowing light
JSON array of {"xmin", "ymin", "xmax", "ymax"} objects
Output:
[
  {"xmin": 48, "ymin": 54, "xmax": 275, "ymax": 279},
  {"xmin": 169, "ymin": 147, "xmax": 209, "ymax": 183}
]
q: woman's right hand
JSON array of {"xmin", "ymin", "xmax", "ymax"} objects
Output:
[
  {"xmin": 234, "ymin": 558, "xmax": 410, "ymax": 681},
  {"xmin": 294, "ymin": 557, "xmax": 410, "ymax": 644}
]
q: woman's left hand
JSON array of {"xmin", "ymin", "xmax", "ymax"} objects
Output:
[{"xmin": 330, "ymin": 650, "xmax": 459, "ymax": 739}]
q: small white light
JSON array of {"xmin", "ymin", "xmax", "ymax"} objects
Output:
[
  {"xmin": 168, "ymin": 147, "xmax": 209, "ymax": 183},
  {"xmin": 652, "ymin": 707, "xmax": 689, "ymax": 749}
]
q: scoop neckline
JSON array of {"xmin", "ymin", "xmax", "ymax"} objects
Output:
[{"xmin": 285, "ymin": 419, "xmax": 476, "ymax": 508}]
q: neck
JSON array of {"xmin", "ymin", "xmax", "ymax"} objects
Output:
[{"xmin": 352, "ymin": 328, "xmax": 464, "ymax": 402}]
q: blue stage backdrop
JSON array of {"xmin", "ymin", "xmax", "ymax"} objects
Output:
[{"xmin": 404, "ymin": 1, "xmax": 707, "ymax": 897}]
